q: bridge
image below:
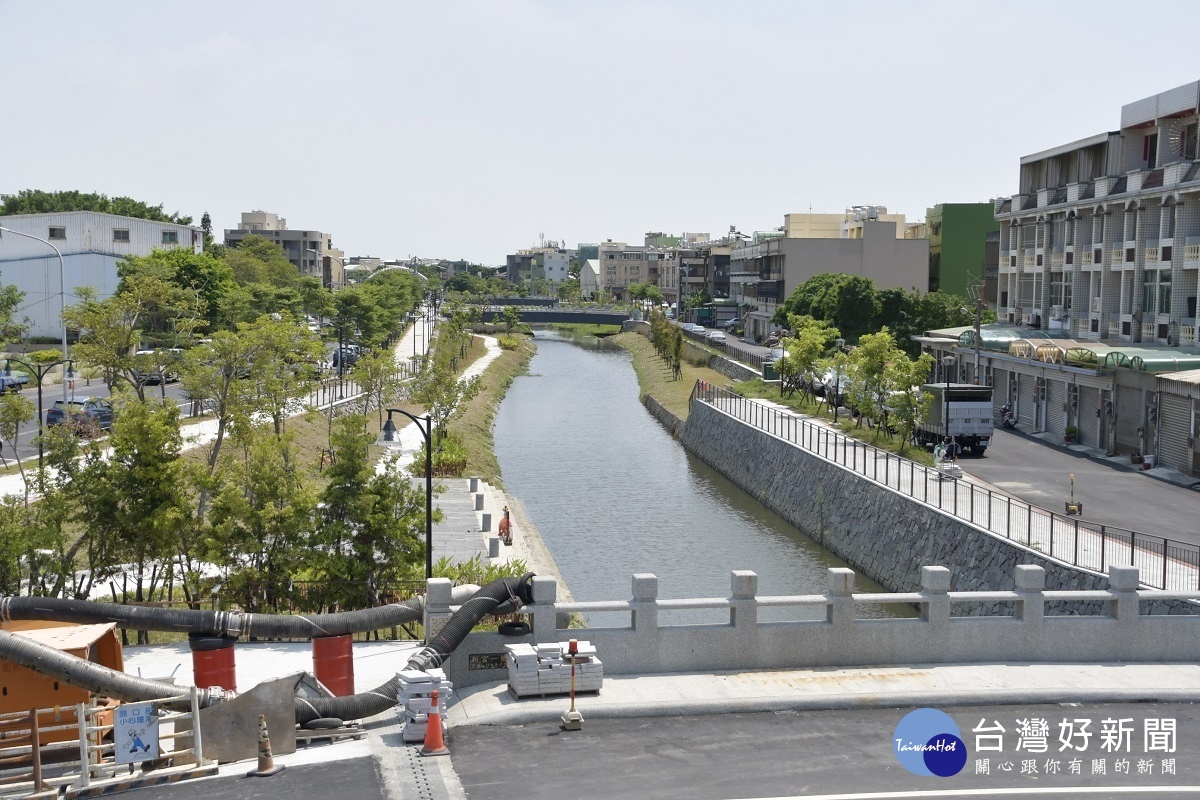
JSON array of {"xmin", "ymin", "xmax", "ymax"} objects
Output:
[{"xmin": 477, "ymin": 307, "xmax": 629, "ymax": 326}]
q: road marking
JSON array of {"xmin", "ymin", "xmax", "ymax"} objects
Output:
[{"xmin": 737, "ymin": 787, "xmax": 1200, "ymax": 799}]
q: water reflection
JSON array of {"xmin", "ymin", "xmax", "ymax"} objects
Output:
[{"xmin": 493, "ymin": 329, "xmax": 912, "ymax": 622}]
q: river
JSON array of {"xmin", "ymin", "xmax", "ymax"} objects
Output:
[{"xmin": 493, "ymin": 330, "xmax": 907, "ymax": 623}]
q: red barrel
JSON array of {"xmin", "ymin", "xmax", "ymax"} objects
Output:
[
  {"xmin": 312, "ymin": 635, "xmax": 355, "ymax": 696},
  {"xmin": 188, "ymin": 634, "xmax": 237, "ymax": 691}
]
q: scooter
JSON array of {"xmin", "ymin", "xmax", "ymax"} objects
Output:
[{"xmin": 1000, "ymin": 402, "xmax": 1017, "ymax": 430}]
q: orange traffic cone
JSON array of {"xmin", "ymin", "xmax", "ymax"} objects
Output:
[
  {"xmin": 246, "ymin": 714, "xmax": 285, "ymax": 777},
  {"xmin": 420, "ymin": 689, "xmax": 449, "ymax": 757}
]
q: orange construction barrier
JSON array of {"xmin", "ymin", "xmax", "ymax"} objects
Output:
[{"xmin": 421, "ymin": 689, "xmax": 449, "ymax": 757}]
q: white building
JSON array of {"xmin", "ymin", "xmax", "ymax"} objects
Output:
[
  {"xmin": 580, "ymin": 259, "xmax": 600, "ymax": 299},
  {"xmin": 0, "ymin": 211, "xmax": 202, "ymax": 339}
]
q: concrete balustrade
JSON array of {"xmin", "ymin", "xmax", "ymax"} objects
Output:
[{"xmin": 435, "ymin": 564, "xmax": 1200, "ymax": 688}]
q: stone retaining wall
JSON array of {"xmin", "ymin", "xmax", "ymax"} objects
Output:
[{"xmin": 678, "ymin": 400, "xmax": 1197, "ymax": 615}]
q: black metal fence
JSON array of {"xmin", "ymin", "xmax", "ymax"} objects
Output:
[{"xmin": 692, "ymin": 381, "xmax": 1200, "ymax": 590}]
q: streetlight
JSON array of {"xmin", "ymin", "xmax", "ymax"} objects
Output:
[
  {"xmin": 4, "ymin": 356, "xmax": 74, "ymax": 480},
  {"xmin": 376, "ymin": 409, "xmax": 434, "ymax": 580},
  {"xmin": 942, "ymin": 355, "xmax": 957, "ymax": 443},
  {"xmin": 0, "ymin": 226, "xmax": 70, "ymax": 403},
  {"xmin": 306, "ymin": 248, "xmax": 345, "ymax": 290}
]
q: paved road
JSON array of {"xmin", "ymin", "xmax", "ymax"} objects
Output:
[
  {"xmin": 451, "ymin": 702, "xmax": 1200, "ymax": 799},
  {"xmin": 960, "ymin": 429, "xmax": 1200, "ymax": 545},
  {"xmin": 132, "ymin": 756, "xmax": 386, "ymax": 800}
]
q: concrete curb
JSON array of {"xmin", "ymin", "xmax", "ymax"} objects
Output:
[{"xmin": 448, "ymin": 685, "xmax": 1200, "ymax": 728}]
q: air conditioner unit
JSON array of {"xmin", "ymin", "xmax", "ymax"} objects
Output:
[
  {"xmin": 1023, "ymin": 314, "xmax": 1034, "ymax": 325},
  {"xmin": 1091, "ymin": 297, "xmax": 1102, "ymax": 313},
  {"xmin": 1051, "ymin": 305, "xmax": 1065, "ymax": 320}
]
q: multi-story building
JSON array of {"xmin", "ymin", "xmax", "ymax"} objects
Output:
[
  {"xmin": 596, "ymin": 239, "xmax": 678, "ymax": 302},
  {"xmin": 223, "ymin": 211, "xmax": 345, "ymax": 288},
  {"xmin": 925, "ymin": 202, "xmax": 1000, "ymax": 297},
  {"xmin": 917, "ymin": 80, "xmax": 1200, "ymax": 476},
  {"xmin": 731, "ymin": 211, "xmax": 929, "ymax": 342},
  {"xmin": 0, "ymin": 211, "xmax": 202, "ymax": 338}
]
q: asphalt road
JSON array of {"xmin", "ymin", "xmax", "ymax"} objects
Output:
[
  {"xmin": 1, "ymin": 378, "xmax": 193, "ymax": 464},
  {"xmin": 451, "ymin": 702, "xmax": 1200, "ymax": 800},
  {"xmin": 132, "ymin": 756, "xmax": 386, "ymax": 800},
  {"xmin": 959, "ymin": 428, "xmax": 1200, "ymax": 545}
]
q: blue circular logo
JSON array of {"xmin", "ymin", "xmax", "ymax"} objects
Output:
[{"xmin": 893, "ymin": 708, "xmax": 966, "ymax": 777}]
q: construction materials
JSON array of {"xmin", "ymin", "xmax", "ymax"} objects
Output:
[
  {"xmin": 395, "ymin": 669, "xmax": 452, "ymax": 744},
  {"xmin": 507, "ymin": 640, "xmax": 602, "ymax": 698}
]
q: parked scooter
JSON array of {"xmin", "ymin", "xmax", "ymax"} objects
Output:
[{"xmin": 1000, "ymin": 402, "xmax": 1017, "ymax": 429}]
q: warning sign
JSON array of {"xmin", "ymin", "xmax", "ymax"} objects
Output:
[{"xmin": 114, "ymin": 702, "xmax": 159, "ymax": 764}]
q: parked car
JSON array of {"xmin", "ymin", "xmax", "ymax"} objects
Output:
[
  {"xmin": 46, "ymin": 397, "xmax": 115, "ymax": 432},
  {"xmin": 132, "ymin": 349, "xmax": 182, "ymax": 385},
  {"xmin": 705, "ymin": 330, "xmax": 727, "ymax": 344},
  {"xmin": 682, "ymin": 323, "xmax": 703, "ymax": 333},
  {"xmin": 1, "ymin": 368, "xmax": 30, "ymax": 394}
]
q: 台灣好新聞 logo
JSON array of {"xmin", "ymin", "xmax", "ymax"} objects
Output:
[{"xmin": 894, "ymin": 708, "xmax": 967, "ymax": 777}]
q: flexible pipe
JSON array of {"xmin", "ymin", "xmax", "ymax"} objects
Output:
[{"xmin": 295, "ymin": 574, "xmax": 534, "ymax": 724}]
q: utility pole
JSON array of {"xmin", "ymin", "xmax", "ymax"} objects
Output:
[{"xmin": 973, "ymin": 297, "xmax": 984, "ymax": 385}]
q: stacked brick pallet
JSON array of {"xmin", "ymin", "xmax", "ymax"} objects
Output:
[
  {"xmin": 506, "ymin": 641, "xmax": 603, "ymax": 698},
  {"xmin": 395, "ymin": 669, "xmax": 452, "ymax": 743}
]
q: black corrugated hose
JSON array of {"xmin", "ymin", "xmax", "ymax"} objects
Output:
[{"xmin": 294, "ymin": 573, "xmax": 534, "ymax": 724}]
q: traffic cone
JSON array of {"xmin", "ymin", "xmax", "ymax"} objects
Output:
[
  {"xmin": 420, "ymin": 689, "xmax": 449, "ymax": 757},
  {"xmin": 246, "ymin": 714, "xmax": 285, "ymax": 777}
]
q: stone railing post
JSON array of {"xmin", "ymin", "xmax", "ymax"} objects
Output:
[
  {"xmin": 424, "ymin": 578, "xmax": 454, "ymax": 644},
  {"xmin": 530, "ymin": 575, "xmax": 558, "ymax": 641},
  {"xmin": 827, "ymin": 568, "xmax": 855, "ymax": 627},
  {"xmin": 1107, "ymin": 565, "xmax": 1140, "ymax": 624},
  {"xmin": 631, "ymin": 573, "xmax": 659, "ymax": 638},
  {"xmin": 920, "ymin": 566, "xmax": 951, "ymax": 630},
  {"xmin": 730, "ymin": 570, "xmax": 758, "ymax": 630},
  {"xmin": 1014, "ymin": 565, "xmax": 1045, "ymax": 628}
]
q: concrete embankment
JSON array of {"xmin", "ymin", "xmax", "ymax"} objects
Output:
[
  {"xmin": 497, "ymin": 492, "xmax": 575, "ymax": 603},
  {"xmin": 675, "ymin": 399, "xmax": 1196, "ymax": 614}
]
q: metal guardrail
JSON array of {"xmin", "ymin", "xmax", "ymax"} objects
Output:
[{"xmin": 692, "ymin": 381, "xmax": 1200, "ymax": 591}]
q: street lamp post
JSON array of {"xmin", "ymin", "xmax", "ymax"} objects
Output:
[
  {"xmin": 4, "ymin": 357, "xmax": 74, "ymax": 479},
  {"xmin": 377, "ymin": 409, "xmax": 434, "ymax": 580},
  {"xmin": 0, "ymin": 226, "xmax": 70, "ymax": 403},
  {"xmin": 942, "ymin": 355, "xmax": 957, "ymax": 443}
]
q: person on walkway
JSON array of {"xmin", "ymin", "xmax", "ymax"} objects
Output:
[{"xmin": 499, "ymin": 505, "xmax": 513, "ymax": 545}]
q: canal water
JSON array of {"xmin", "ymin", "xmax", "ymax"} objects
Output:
[{"xmin": 493, "ymin": 330, "xmax": 908, "ymax": 623}]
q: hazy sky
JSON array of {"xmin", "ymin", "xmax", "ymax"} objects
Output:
[{"xmin": 2, "ymin": 1, "xmax": 1197, "ymax": 265}]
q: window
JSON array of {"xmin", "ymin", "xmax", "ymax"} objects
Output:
[
  {"xmin": 48, "ymin": 227, "xmax": 66, "ymax": 240},
  {"xmin": 162, "ymin": 230, "xmax": 179, "ymax": 244},
  {"xmin": 113, "ymin": 229, "xmax": 130, "ymax": 242},
  {"xmin": 1143, "ymin": 269, "xmax": 1171, "ymax": 315}
]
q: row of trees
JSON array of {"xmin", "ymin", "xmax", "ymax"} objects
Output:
[
  {"xmin": 0, "ymin": 217, "xmax": 434, "ymax": 612},
  {"xmin": 773, "ymin": 273, "xmax": 993, "ymax": 355},
  {"xmin": 773, "ymin": 314, "xmax": 935, "ymax": 451}
]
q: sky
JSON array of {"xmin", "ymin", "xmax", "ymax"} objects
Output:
[{"xmin": 2, "ymin": 1, "xmax": 1198, "ymax": 266}]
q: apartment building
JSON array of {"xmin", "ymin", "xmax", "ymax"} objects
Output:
[
  {"xmin": 916, "ymin": 80, "xmax": 1200, "ymax": 475},
  {"xmin": 224, "ymin": 211, "xmax": 345, "ymax": 288},
  {"xmin": 596, "ymin": 239, "xmax": 675, "ymax": 302},
  {"xmin": 731, "ymin": 212, "xmax": 929, "ymax": 342},
  {"xmin": 0, "ymin": 211, "xmax": 202, "ymax": 338}
]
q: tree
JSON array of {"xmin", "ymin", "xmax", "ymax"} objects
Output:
[
  {"xmin": 204, "ymin": 425, "xmax": 316, "ymax": 610},
  {"xmin": 0, "ymin": 284, "xmax": 25, "ymax": 345},
  {"xmin": 775, "ymin": 273, "xmax": 881, "ymax": 343},
  {"xmin": 352, "ymin": 348, "xmax": 403, "ymax": 427},
  {"xmin": 64, "ymin": 269, "xmax": 204, "ymax": 400},
  {"xmin": 225, "ymin": 234, "xmax": 299, "ymax": 288},
  {"xmin": 408, "ymin": 360, "xmax": 481, "ymax": 442},
  {"xmin": 0, "ymin": 393, "xmax": 35, "ymax": 503},
  {"xmin": 886, "ymin": 351, "xmax": 935, "ymax": 452},
  {"xmin": 313, "ymin": 416, "xmax": 428, "ymax": 605},
  {"xmin": 0, "ymin": 189, "xmax": 191, "ymax": 224},
  {"xmin": 845, "ymin": 328, "xmax": 899, "ymax": 428},
  {"xmin": 117, "ymin": 247, "xmax": 233, "ymax": 334},
  {"xmin": 778, "ymin": 315, "xmax": 837, "ymax": 398},
  {"xmin": 501, "ymin": 306, "xmax": 521, "ymax": 333},
  {"xmin": 200, "ymin": 211, "xmax": 215, "ymax": 251}
]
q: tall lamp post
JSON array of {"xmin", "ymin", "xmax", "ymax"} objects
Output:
[
  {"xmin": 0, "ymin": 226, "xmax": 70, "ymax": 403},
  {"xmin": 377, "ymin": 409, "xmax": 434, "ymax": 580},
  {"xmin": 941, "ymin": 355, "xmax": 957, "ymax": 442},
  {"xmin": 4, "ymin": 357, "xmax": 74, "ymax": 479}
]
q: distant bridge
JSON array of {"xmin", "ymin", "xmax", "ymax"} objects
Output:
[{"xmin": 477, "ymin": 307, "xmax": 629, "ymax": 326}]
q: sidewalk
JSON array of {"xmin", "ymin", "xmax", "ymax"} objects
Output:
[{"xmin": 446, "ymin": 661, "xmax": 1200, "ymax": 728}]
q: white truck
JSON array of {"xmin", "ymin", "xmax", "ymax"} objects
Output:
[{"xmin": 916, "ymin": 383, "xmax": 994, "ymax": 456}]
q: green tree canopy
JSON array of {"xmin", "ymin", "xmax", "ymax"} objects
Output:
[{"xmin": 0, "ymin": 189, "xmax": 192, "ymax": 224}]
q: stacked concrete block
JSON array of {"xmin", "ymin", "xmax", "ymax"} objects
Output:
[
  {"xmin": 506, "ymin": 641, "xmax": 603, "ymax": 698},
  {"xmin": 395, "ymin": 669, "xmax": 452, "ymax": 743}
]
